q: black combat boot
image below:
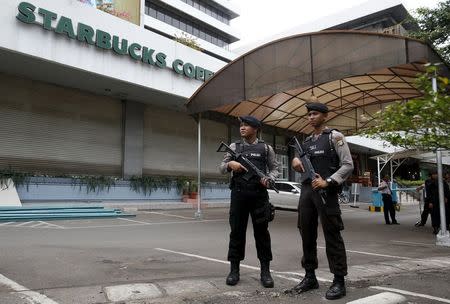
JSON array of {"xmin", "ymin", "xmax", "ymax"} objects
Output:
[
  {"xmin": 284, "ymin": 270, "xmax": 319, "ymax": 294},
  {"xmin": 226, "ymin": 261, "xmax": 240, "ymax": 286},
  {"xmin": 260, "ymin": 260, "xmax": 274, "ymax": 288},
  {"xmin": 325, "ymin": 275, "xmax": 346, "ymax": 300}
]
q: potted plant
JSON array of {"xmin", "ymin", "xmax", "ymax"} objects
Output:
[{"xmin": 189, "ymin": 181, "xmax": 198, "ymax": 199}]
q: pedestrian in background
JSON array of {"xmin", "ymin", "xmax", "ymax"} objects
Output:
[
  {"xmin": 378, "ymin": 175, "xmax": 399, "ymax": 225},
  {"xmin": 425, "ymin": 171, "xmax": 450, "ymax": 234},
  {"xmin": 415, "ymin": 173, "xmax": 432, "ymax": 227}
]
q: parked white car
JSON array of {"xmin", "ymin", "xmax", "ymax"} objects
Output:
[{"xmin": 268, "ymin": 181, "xmax": 301, "ymax": 211}]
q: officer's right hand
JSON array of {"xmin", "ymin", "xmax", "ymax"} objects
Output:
[
  {"xmin": 292, "ymin": 157, "xmax": 305, "ymax": 172},
  {"xmin": 227, "ymin": 161, "xmax": 248, "ymax": 172}
]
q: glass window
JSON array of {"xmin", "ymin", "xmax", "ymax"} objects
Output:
[
  {"xmin": 164, "ymin": 14, "xmax": 172, "ymax": 24},
  {"xmin": 193, "ymin": 27, "xmax": 199, "ymax": 37},
  {"xmin": 186, "ymin": 23, "xmax": 193, "ymax": 34},
  {"xmin": 200, "ymin": 3, "xmax": 206, "ymax": 12},
  {"xmin": 172, "ymin": 16, "xmax": 180, "ymax": 28},
  {"xmin": 193, "ymin": 0, "xmax": 199, "ymax": 9},
  {"xmin": 156, "ymin": 10, "xmax": 165, "ymax": 22},
  {"xmin": 211, "ymin": 35, "xmax": 217, "ymax": 45},
  {"xmin": 205, "ymin": 5, "xmax": 211, "ymax": 16},
  {"xmin": 199, "ymin": 29, "xmax": 206, "ymax": 39},
  {"xmin": 149, "ymin": 7, "xmax": 157, "ymax": 18},
  {"xmin": 187, "ymin": 0, "xmax": 193, "ymax": 6},
  {"xmin": 276, "ymin": 154, "xmax": 289, "ymax": 180},
  {"xmin": 180, "ymin": 20, "xmax": 186, "ymax": 31}
]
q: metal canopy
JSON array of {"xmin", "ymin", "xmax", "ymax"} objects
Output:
[{"xmin": 187, "ymin": 31, "xmax": 448, "ymax": 135}]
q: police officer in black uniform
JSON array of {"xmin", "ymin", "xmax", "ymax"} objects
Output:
[
  {"xmin": 286, "ymin": 102, "xmax": 353, "ymax": 300},
  {"xmin": 425, "ymin": 171, "xmax": 450, "ymax": 234},
  {"xmin": 220, "ymin": 115, "xmax": 279, "ymax": 288}
]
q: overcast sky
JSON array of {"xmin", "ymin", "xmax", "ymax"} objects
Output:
[{"xmin": 229, "ymin": 0, "xmax": 441, "ymax": 50}]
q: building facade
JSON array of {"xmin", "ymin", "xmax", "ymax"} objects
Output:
[{"xmin": 0, "ymin": 0, "xmax": 249, "ymax": 193}]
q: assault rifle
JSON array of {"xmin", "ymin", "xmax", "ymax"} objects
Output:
[
  {"xmin": 217, "ymin": 142, "xmax": 279, "ymax": 193},
  {"xmin": 289, "ymin": 136, "xmax": 327, "ymax": 204}
]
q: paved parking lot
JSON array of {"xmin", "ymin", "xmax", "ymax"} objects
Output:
[{"xmin": 0, "ymin": 204, "xmax": 449, "ymax": 303}]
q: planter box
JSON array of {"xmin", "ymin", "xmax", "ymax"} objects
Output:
[{"xmin": 16, "ymin": 177, "xmax": 230, "ymax": 202}]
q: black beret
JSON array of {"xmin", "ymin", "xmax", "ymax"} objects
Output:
[
  {"xmin": 239, "ymin": 115, "xmax": 261, "ymax": 128},
  {"xmin": 306, "ymin": 102, "xmax": 329, "ymax": 113}
]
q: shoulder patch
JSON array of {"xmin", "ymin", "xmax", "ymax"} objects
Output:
[{"xmin": 337, "ymin": 140, "xmax": 344, "ymax": 146}]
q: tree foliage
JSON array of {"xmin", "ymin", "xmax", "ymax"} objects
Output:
[
  {"xmin": 408, "ymin": 0, "xmax": 450, "ymax": 63},
  {"xmin": 359, "ymin": 66, "xmax": 450, "ymax": 150}
]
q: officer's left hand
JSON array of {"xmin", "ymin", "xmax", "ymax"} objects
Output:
[
  {"xmin": 260, "ymin": 177, "xmax": 272, "ymax": 188},
  {"xmin": 312, "ymin": 173, "xmax": 328, "ymax": 190}
]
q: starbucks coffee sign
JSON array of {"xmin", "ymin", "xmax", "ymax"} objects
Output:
[{"xmin": 16, "ymin": 2, "xmax": 214, "ymax": 82}]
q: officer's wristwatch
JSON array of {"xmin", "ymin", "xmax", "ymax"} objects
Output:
[{"xmin": 326, "ymin": 177, "xmax": 337, "ymax": 187}]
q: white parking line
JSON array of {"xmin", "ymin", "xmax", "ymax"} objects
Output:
[
  {"xmin": 347, "ymin": 292, "xmax": 406, "ymax": 304},
  {"xmin": 0, "ymin": 222, "xmax": 15, "ymax": 226},
  {"xmin": 142, "ymin": 211, "xmax": 195, "ymax": 220},
  {"xmin": 318, "ymin": 246, "xmax": 413, "ymax": 260},
  {"xmin": 30, "ymin": 221, "xmax": 47, "ymax": 228},
  {"xmin": 370, "ymin": 286, "xmax": 450, "ymax": 303},
  {"xmin": 0, "ymin": 273, "xmax": 59, "ymax": 304},
  {"xmin": 63, "ymin": 219, "xmax": 225, "ymax": 229},
  {"xmin": 15, "ymin": 221, "xmax": 33, "ymax": 227},
  {"xmin": 155, "ymin": 248, "xmax": 332, "ymax": 282},
  {"xmin": 118, "ymin": 218, "xmax": 151, "ymax": 225},
  {"xmin": 45, "ymin": 222, "xmax": 65, "ymax": 229}
]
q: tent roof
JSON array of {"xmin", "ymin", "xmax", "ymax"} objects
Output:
[
  {"xmin": 346, "ymin": 135, "xmax": 406, "ymax": 154},
  {"xmin": 187, "ymin": 31, "xmax": 448, "ymax": 135}
]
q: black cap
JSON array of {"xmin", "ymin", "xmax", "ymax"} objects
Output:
[
  {"xmin": 239, "ymin": 115, "xmax": 261, "ymax": 128},
  {"xmin": 306, "ymin": 102, "xmax": 329, "ymax": 113}
]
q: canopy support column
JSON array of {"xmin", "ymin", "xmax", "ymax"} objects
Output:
[
  {"xmin": 195, "ymin": 113, "xmax": 203, "ymax": 220},
  {"xmin": 433, "ymin": 67, "xmax": 450, "ymax": 246}
]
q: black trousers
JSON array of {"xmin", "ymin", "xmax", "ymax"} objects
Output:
[
  {"xmin": 227, "ymin": 188, "xmax": 272, "ymax": 262},
  {"xmin": 430, "ymin": 202, "xmax": 450, "ymax": 229},
  {"xmin": 297, "ymin": 184, "xmax": 347, "ymax": 276},
  {"xmin": 420, "ymin": 201, "xmax": 430, "ymax": 225},
  {"xmin": 382, "ymin": 194, "xmax": 397, "ymax": 224}
]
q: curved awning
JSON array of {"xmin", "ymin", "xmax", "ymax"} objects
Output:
[{"xmin": 187, "ymin": 31, "xmax": 448, "ymax": 135}]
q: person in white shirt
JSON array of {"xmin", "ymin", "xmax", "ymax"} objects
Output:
[{"xmin": 378, "ymin": 175, "xmax": 398, "ymax": 225}]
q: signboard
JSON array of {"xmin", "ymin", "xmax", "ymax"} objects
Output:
[
  {"xmin": 16, "ymin": 2, "xmax": 214, "ymax": 82},
  {"xmin": 78, "ymin": 0, "xmax": 141, "ymax": 25}
]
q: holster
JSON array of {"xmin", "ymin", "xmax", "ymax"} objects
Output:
[{"xmin": 254, "ymin": 202, "xmax": 275, "ymax": 224}]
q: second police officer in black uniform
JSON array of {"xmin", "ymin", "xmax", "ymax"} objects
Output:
[
  {"xmin": 286, "ymin": 102, "xmax": 353, "ymax": 300},
  {"xmin": 220, "ymin": 115, "xmax": 279, "ymax": 288}
]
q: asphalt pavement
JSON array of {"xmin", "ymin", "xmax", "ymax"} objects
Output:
[{"xmin": 0, "ymin": 202, "xmax": 449, "ymax": 304}]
